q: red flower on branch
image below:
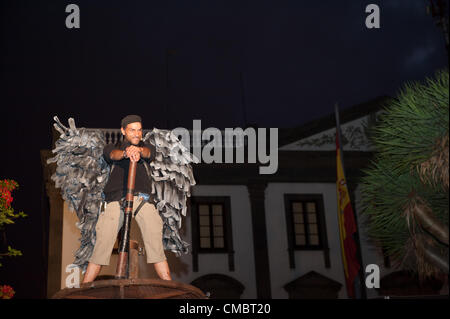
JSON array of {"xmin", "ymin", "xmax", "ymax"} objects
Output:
[
  {"xmin": 0, "ymin": 178, "xmax": 25, "ymax": 272},
  {"xmin": 0, "ymin": 179, "xmax": 18, "ymax": 209},
  {"xmin": 0, "ymin": 285, "xmax": 15, "ymax": 299}
]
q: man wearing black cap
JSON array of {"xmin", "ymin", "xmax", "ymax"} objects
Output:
[{"xmin": 82, "ymin": 115, "xmax": 171, "ymax": 283}]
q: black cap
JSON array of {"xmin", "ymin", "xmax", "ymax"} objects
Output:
[{"xmin": 121, "ymin": 115, "xmax": 142, "ymax": 128}]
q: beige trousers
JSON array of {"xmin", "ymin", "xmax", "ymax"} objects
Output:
[{"xmin": 89, "ymin": 196, "xmax": 166, "ymax": 265}]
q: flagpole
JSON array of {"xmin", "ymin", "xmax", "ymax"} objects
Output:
[
  {"xmin": 334, "ymin": 103, "xmax": 344, "ymax": 166},
  {"xmin": 334, "ymin": 103, "xmax": 367, "ymax": 299}
]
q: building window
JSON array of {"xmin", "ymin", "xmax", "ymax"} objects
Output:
[
  {"xmin": 198, "ymin": 203, "xmax": 226, "ymax": 251},
  {"xmin": 190, "ymin": 196, "xmax": 234, "ymax": 271},
  {"xmin": 284, "ymin": 194, "xmax": 330, "ymax": 268},
  {"xmin": 291, "ymin": 200, "xmax": 322, "ymax": 249}
]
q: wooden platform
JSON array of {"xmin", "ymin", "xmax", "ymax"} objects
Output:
[{"xmin": 51, "ymin": 278, "xmax": 208, "ymax": 299}]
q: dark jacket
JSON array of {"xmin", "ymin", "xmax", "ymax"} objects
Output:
[{"xmin": 102, "ymin": 139, "xmax": 157, "ymax": 203}]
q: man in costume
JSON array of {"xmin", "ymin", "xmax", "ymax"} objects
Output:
[
  {"xmin": 49, "ymin": 115, "xmax": 196, "ymax": 281},
  {"xmin": 82, "ymin": 115, "xmax": 171, "ymax": 283}
]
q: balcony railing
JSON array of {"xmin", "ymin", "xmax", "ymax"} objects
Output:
[
  {"xmin": 85, "ymin": 128, "xmax": 248, "ymax": 149},
  {"xmin": 85, "ymin": 128, "xmax": 152, "ymax": 145}
]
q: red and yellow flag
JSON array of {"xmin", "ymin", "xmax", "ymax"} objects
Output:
[{"xmin": 336, "ymin": 131, "xmax": 360, "ymax": 298}]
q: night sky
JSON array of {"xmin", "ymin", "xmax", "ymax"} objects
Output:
[{"xmin": 0, "ymin": 0, "xmax": 448, "ymax": 298}]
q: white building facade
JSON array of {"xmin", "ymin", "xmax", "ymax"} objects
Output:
[{"xmin": 43, "ymin": 96, "xmax": 446, "ymax": 298}]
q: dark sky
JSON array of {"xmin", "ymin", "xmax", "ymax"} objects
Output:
[{"xmin": 0, "ymin": 0, "xmax": 448, "ymax": 298}]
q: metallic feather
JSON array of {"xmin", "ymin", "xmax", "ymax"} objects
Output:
[{"xmin": 48, "ymin": 117, "xmax": 196, "ymax": 271}]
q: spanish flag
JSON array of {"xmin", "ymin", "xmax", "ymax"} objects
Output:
[{"xmin": 335, "ymin": 107, "xmax": 361, "ymax": 299}]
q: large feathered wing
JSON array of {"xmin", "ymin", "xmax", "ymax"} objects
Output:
[
  {"xmin": 47, "ymin": 116, "xmax": 109, "ymax": 272},
  {"xmin": 48, "ymin": 118, "xmax": 198, "ymax": 272},
  {"xmin": 143, "ymin": 128, "xmax": 199, "ymax": 256}
]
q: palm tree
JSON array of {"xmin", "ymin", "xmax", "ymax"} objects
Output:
[{"xmin": 360, "ymin": 70, "xmax": 449, "ymax": 281}]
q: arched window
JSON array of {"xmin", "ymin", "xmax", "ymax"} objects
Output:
[{"xmin": 191, "ymin": 274, "xmax": 245, "ymax": 299}]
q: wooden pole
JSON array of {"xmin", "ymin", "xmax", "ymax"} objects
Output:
[{"xmin": 115, "ymin": 160, "xmax": 137, "ymax": 279}]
